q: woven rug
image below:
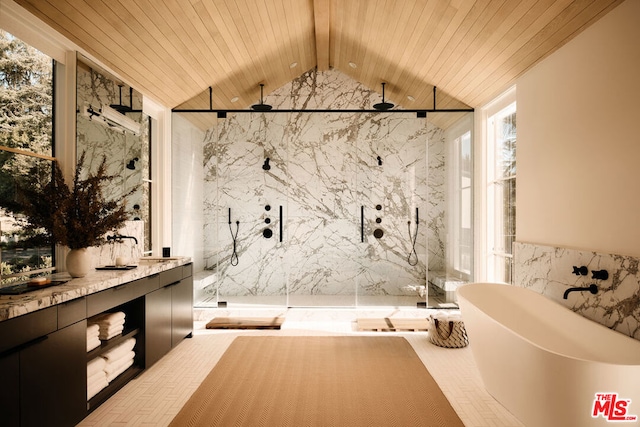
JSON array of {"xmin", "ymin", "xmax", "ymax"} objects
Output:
[
  {"xmin": 205, "ymin": 316, "xmax": 284, "ymax": 329},
  {"xmin": 169, "ymin": 336, "xmax": 464, "ymax": 426}
]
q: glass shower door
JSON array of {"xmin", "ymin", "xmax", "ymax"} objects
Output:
[{"xmin": 355, "ymin": 113, "xmax": 429, "ymax": 307}]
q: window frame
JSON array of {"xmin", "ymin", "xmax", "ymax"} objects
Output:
[{"xmin": 477, "ymin": 87, "xmax": 516, "ymax": 283}]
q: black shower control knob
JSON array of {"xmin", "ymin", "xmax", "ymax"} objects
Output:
[
  {"xmin": 592, "ymin": 269, "xmax": 609, "ymax": 280},
  {"xmin": 263, "ymin": 229, "xmax": 273, "ymax": 238},
  {"xmin": 373, "ymin": 229, "xmax": 384, "ymax": 238},
  {"xmin": 572, "ymin": 266, "xmax": 588, "ymax": 276},
  {"xmin": 265, "ymin": 205, "xmax": 271, "ymax": 211},
  {"xmin": 375, "ymin": 218, "xmax": 382, "ymax": 224},
  {"xmin": 265, "ymin": 218, "xmax": 271, "ymax": 224},
  {"xmin": 375, "ymin": 204, "xmax": 382, "ymax": 211}
]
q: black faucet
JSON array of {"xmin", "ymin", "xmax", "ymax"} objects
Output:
[
  {"xmin": 107, "ymin": 234, "xmax": 138, "ymax": 245},
  {"xmin": 563, "ymin": 284, "xmax": 598, "ymax": 299}
]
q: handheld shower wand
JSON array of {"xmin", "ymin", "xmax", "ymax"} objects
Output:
[
  {"xmin": 407, "ymin": 207, "xmax": 419, "ymax": 266},
  {"xmin": 228, "ymin": 208, "xmax": 239, "ymax": 266}
]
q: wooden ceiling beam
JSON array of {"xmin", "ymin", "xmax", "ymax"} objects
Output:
[{"xmin": 313, "ymin": 0, "xmax": 330, "ymax": 70}]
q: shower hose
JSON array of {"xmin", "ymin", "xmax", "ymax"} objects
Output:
[
  {"xmin": 228, "ymin": 208, "xmax": 239, "ymax": 266},
  {"xmin": 407, "ymin": 208, "xmax": 419, "ymax": 266}
]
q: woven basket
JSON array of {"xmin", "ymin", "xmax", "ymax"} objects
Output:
[{"xmin": 428, "ymin": 313, "xmax": 469, "ymax": 348}]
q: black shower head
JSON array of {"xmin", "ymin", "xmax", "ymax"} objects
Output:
[
  {"xmin": 373, "ymin": 82, "xmax": 394, "ymax": 111},
  {"xmin": 251, "ymin": 83, "xmax": 273, "ymax": 111},
  {"xmin": 126, "ymin": 157, "xmax": 139, "ymax": 170},
  {"xmin": 262, "ymin": 158, "xmax": 271, "ymax": 170}
]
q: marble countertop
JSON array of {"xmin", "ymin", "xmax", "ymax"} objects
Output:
[{"xmin": 0, "ymin": 257, "xmax": 192, "ymax": 322}]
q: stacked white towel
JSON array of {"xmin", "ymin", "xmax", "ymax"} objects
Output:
[
  {"xmin": 90, "ymin": 311, "xmax": 126, "ymax": 340},
  {"xmin": 87, "ymin": 357, "xmax": 108, "ymax": 400},
  {"xmin": 102, "ymin": 337, "xmax": 136, "ymax": 383},
  {"xmin": 87, "ymin": 323, "xmax": 101, "ymax": 352}
]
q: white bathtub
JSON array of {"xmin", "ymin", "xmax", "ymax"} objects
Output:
[{"xmin": 457, "ymin": 283, "xmax": 640, "ymax": 427}]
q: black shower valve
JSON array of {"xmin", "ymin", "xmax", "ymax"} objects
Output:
[
  {"xmin": 572, "ymin": 266, "xmax": 588, "ymax": 276},
  {"xmin": 592, "ymin": 269, "xmax": 609, "ymax": 280}
]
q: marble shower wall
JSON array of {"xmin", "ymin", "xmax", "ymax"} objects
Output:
[
  {"xmin": 203, "ymin": 69, "xmax": 446, "ymax": 300},
  {"xmin": 514, "ymin": 241, "xmax": 640, "ymax": 341},
  {"xmin": 76, "ymin": 65, "xmax": 150, "ymax": 250}
]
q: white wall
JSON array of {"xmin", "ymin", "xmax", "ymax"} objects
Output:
[
  {"xmin": 171, "ymin": 114, "xmax": 205, "ymax": 272},
  {"xmin": 517, "ymin": 0, "xmax": 640, "ymax": 257}
]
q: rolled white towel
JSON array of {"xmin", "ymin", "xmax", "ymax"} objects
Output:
[
  {"xmin": 98, "ymin": 327, "xmax": 125, "ymax": 341},
  {"xmin": 87, "ymin": 336, "xmax": 101, "ymax": 352},
  {"xmin": 87, "ymin": 376, "xmax": 109, "ymax": 400},
  {"xmin": 104, "ymin": 351, "xmax": 135, "ymax": 375},
  {"xmin": 87, "ymin": 370, "xmax": 108, "ymax": 388},
  {"xmin": 91, "ymin": 311, "xmax": 126, "ymax": 326},
  {"xmin": 102, "ymin": 337, "xmax": 136, "ymax": 362},
  {"xmin": 87, "ymin": 357, "xmax": 107, "ymax": 377},
  {"xmin": 86, "ymin": 323, "xmax": 100, "ymax": 338},
  {"xmin": 98, "ymin": 320, "xmax": 125, "ymax": 333},
  {"xmin": 106, "ymin": 358, "xmax": 134, "ymax": 383}
]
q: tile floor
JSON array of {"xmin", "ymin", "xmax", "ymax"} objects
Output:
[{"xmin": 78, "ymin": 307, "xmax": 523, "ymax": 427}]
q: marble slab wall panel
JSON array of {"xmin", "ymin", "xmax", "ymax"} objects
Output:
[
  {"xmin": 76, "ymin": 67, "xmax": 150, "ymax": 246},
  {"xmin": 514, "ymin": 241, "xmax": 640, "ymax": 340},
  {"xmin": 203, "ymin": 69, "xmax": 445, "ymax": 300},
  {"xmin": 87, "ymin": 221, "xmax": 144, "ymax": 268}
]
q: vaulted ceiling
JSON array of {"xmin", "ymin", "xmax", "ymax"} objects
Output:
[{"xmin": 15, "ymin": 0, "xmax": 622, "ymax": 129}]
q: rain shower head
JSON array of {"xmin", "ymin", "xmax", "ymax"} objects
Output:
[
  {"xmin": 262, "ymin": 158, "xmax": 271, "ymax": 170},
  {"xmin": 373, "ymin": 82, "xmax": 394, "ymax": 111},
  {"xmin": 251, "ymin": 84, "xmax": 272, "ymax": 111}
]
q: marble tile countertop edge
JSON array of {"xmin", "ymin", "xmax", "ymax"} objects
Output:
[{"xmin": 0, "ymin": 257, "xmax": 192, "ymax": 322}]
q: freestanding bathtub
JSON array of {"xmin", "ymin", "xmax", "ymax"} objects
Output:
[{"xmin": 457, "ymin": 283, "xmax": 640, "ymax": 427}]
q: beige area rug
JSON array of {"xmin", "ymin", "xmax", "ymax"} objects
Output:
[
  {"xmin": 169, "ymin": 336, "xmax": 464, "ymax": 427},
  {"xmin": 205, "ymin": 316, "xmax": 284, "ymax": 329}
]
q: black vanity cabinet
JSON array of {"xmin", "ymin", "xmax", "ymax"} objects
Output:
[
  {"xmin": 172, "ymin": 264, "xmax": 194, "ymax": 346},
  {"xmin": 20, "ymin": 320, "xmax": 86, "ymax": 427},
  {"xmin": 145, "ymin": 284, "xmax": 172, "ymax": 367},
  {"xmin": 145, "ymin": 264, "xmax": 193, "ymax": 367},
  {"xmin": 0, "ymin": 304, "xmax": 86, "ymax": 427},
  {"xmin": 0, "ymin": 262, "xmax": 193, "ymax": 426}
]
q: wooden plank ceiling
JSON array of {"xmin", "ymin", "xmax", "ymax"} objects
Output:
[{"xmin": 15, "ymin": 0, "xmax": 622, "ymax": 130}]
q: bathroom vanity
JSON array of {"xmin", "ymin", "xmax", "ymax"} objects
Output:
[{"xmin": 0, "ymin": 258, "xmax": 193, "ymax": 427}]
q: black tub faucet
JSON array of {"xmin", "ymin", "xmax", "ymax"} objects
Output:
[
  {"xmin": 107, "ymin": 234, "xmax": 138, "ymax": 245},
  {"xmin": 563, "ymin": 284, "xmax": 598, "ymax": 299}
]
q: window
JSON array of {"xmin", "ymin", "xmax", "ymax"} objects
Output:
[
  {"xmin": 485, "ymin": 99, "xmax": 516, "ymax": 283},
  {"xmin": 0, "ymin": 30, "xmax": 55, "ymax": 284}
]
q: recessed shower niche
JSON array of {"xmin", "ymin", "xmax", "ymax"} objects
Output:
[{"xmin": 173, "ymin": 69, "xmax": 473, "ymax": 307}]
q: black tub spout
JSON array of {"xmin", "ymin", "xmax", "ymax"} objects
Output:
[{"xmin": 563, "ymin": 284, "xmax": 598, "ymax": 299}]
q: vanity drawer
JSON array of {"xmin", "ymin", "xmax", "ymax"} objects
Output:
[
  {"xmin": 129, "ymin": 273, "xmax": 160, "ymax": 298},
  {"xmin": 182, "ymin": 263, "xmax": 193, "ymax": 279},
  {"xmin": 57, "ymin": 297, "xmax": 86, "ymax": 329},
  {"xmin": 86, "ymin": 283, "xmax": 135, "ymax": 317},
  {"xmin": 0, "ymin": 307, "xmax": 57, "ymax": 354},
  {"xmin": 160, "ymin": 267, "xmax": 182, "ymax": 287}
]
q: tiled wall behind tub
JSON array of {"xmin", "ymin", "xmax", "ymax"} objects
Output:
[
  {"xmin": 202, "ymin": 69, "xmax": 447, "ymax": 300},
  {"xmin": 514, "ymin": 241, "xmax": 640, "ymax": 340}
]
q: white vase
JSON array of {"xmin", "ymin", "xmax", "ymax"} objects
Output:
[{"xmin": 66, "ymin": 248, "xmax": 90, "ymax": 278}]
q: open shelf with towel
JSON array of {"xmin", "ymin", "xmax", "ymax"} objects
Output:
[{"xmin": 85, "ymin": 296, "xmax": 146, "ymax": 412}]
